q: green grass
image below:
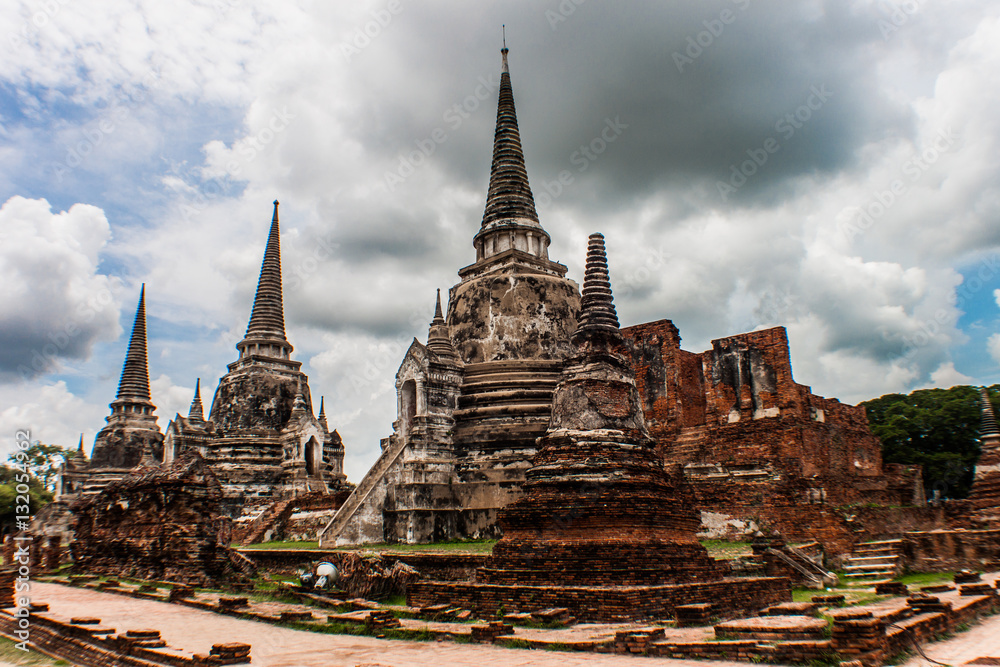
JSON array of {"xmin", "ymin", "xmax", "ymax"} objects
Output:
[
  {"xmin": 239, "ymin": 540, "xmax": 320, "ymax": 550},
  {"xmin": 0, "ymin": 636, "xmax": 70, "ymax": 666},
  {"xmin": 793, "ymin": 586, "xmax": 886, "ymax": 605},
  {"xmin": 339, "ymin": 539, "xmax": 497, "ymax": 554},
  {"xmin": 895, "ymin": 572, "xmax": 955, "ymax": 586},
  {"xmin": 699, "ymin": 540, "xmax": 752, "ymax": 560},
  {"xmin": 294, "ymin": 620, "xmax": 436, "ymax": 641},
  {"xmin": 240, "ymin": 538, "xmax": 498, "ymax": 553}
]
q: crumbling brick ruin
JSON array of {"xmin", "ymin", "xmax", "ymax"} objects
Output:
[
  {"xmin": 163, "ymin": 202, "xmax": 347, "ymax": 517},
  {"xmin": 408, "ymin": 235, "xmax": 789, "ymax": 621},
  {"xmin": 47, "ymin": 202, "xmax": 348, "ymax": 541},
  {"xmin": 320, "ymin": 46, "xmax": 924, "ymax": 551},
  {"xmin": 967, "ymin": 387, "xmax": 1000, "ymax": 525},
  {"xmin": 71, "ymin": 452, "xmax": 247, "ymax": 586}
]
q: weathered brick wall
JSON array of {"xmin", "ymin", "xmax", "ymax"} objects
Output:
[
  {"xmin": 408, "ymin": 576, "xmax": 790, "ymax": 622},
  {"xmin": 71, "ymin": 453, "xmax": 241, "ymax": 587},
  {"xmin": 619, "ymin": 320, "xmax": 926, "ymax": 552},
  {"xmin": 237, "ymin": 548, "xmax": 489, "ymax": 581},
  {"xmin": 904, "ymin": 529, "xmax": 1000, "ymax": 572}
]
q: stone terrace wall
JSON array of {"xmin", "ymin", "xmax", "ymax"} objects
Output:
[
  {"xmin": 237, "ymin": 548, "xmax": 489, "ymax": 581},
  {"xmin": 904, "ymin": 529, "xmax": 1000, "ymax": 572},
  {"xmin": 71, "ymin": 453, "xmax": 239, "ymax": 587},
  {"xmin": 408, "ymin": 576, "xmax": 790, "ymax": 623}
]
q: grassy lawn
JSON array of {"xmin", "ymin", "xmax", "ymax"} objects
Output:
[
  {"xmin": 895, "ymin": 572, "xmax": 955, "ymax": 586},
  {"xmin": 240, "ymin": 540, "xmax": 321, "ymax": 550},
  {"xmin": 0, "ymin": 636, "xmax": 69, "ymax": 666},
  {"xmin": 350, "ymin": 540, "xmax": 496, "ymax": 553},
  {"xmin": 241, "ymin": 539, "xmax": 498, "ymax": 553},
  {"xmin": 246, "ymin": 539, "xmax": 753, "ymax": 556}
]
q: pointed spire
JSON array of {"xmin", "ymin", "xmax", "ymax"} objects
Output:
[
  {"xmin": 74, "ymin": 434, "xmax": 87, "ymax": 460},
  {"xmin": 115, "ymin": 285, "xmax": 152, "ymax": 402},
  {"xmin": 980, "ymin": 387, "xmax": 999, "ymax": 437},
  {"xmin": 427, "ymin": 289, "xmax": 458, "ymax": 359},
  {"xmin": 573, "ymin": 233, "xmax": 620, "ymax": 342},
  {"xmin": 236, "ymin": 201, "xmax": 294, "ymax": 362},
  {"xmin": 481, "ymin": 42, "xmax": 540, "ymax": 230},
  {"xmin": 318, "ymin": 396, "xmax": 328, "ymax": 430},
  {"xmin": 433, "ymin": 288, "xmax": 444, "ymax": 323},
  {"xmin": 245, "ymin": 201, "xmax": 287, "ymax": 341},
  {"xmin": 188, "ymin": 378, "xmax": 204, "ymax": 421}
]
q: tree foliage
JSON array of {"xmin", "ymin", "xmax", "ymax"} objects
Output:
[
  {"xmin": 6, "ymin": 442, "xmax": 73, "ymax": 492},
  {"xmin": 861, "ymin": 384, "xmax": 999, "ymax": 499},
  {"xmin": 0, "ymin": 466, "xmax": 53, "ymax": 537}
]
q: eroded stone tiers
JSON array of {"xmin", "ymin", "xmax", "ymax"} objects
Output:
[
  {"xmin": 479, "ymin": 233, "xmax": 723, "ymax": 590},
  {"xmin": 968, "ymin": 387, "xmax": 1000, "ymax": 524},
  {"xmin": 481, "ymin": 430, "xmax": 720, "ymax": 586},
  {"xmin": 408, "ymin": 577, "xmax": 789, "ymax": 623},
  {"xmin": 71, "ymin": 453, "xmax": 241, "ymax": 587}
]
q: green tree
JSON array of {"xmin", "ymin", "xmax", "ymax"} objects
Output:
[
  {"xmin": 6, "ymin": 442, "xmax": 73, "ymax": 492},
  {"xmin": 0, "ymin": 466, "xmax": 53, "ymax": 537},
  {"xmin": 861, "ymin": 385, "xmax": 999, "ymax": 499}
]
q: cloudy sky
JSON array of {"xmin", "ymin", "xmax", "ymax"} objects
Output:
[{"xmin": 1, "ymin": 0, "xmax": 999, "ymax": 481}]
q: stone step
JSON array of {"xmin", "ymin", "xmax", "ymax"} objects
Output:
[
  {"xmin": 460, "ymin": 374, "xmax": 560, "ymax": 389},
  {"xmin": 845, "ymin": 554, "xmax": 900, "ymax": 563},
  {"xmin": 453, "ymin": 403, "xmax": 552, "ymax": 421},
  {"xmin": 843, "ymin": 570, "xmax": 896, "ymax": 579},
  {"xmin": 843, "ymin": 564, "xmax": 898, "ymax": 573},
  {"xmin": 458, "ymin": 389, "xmax": 554, "ymax": 407}
]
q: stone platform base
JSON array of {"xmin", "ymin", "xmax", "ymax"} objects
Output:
[{"xmin": 407, "ymin": 576, "xmax": 790, "ymax": 622}]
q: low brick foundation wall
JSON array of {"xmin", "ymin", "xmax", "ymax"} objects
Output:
[
  {"xmin": 0, "ymin": 607, "xmax": 247, "ymax": 666},
  {"xmin": 408, "ymin": 576, "xmax": 790, "ymax": 622},
  {"xmin": 238, "ymin": 548, "xmax": 489, "ymax": 581},
  {"xmin": 904, "ymin": 529, "xmax": 1000, "ymax": 572}
]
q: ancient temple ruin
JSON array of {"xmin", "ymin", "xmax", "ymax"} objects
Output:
[
  {"xmin": 968, "ymin": 387, "xmax": 1000, "ymax": 525},
  {"xmin": 320, "ymin": 46, "xmax": 923, "ymax": 549},
  {"xmin": 60, "ymin": 287, "xmax": 164, "ymax": 498},
  {"xmin": 407, "ymin": 235, "xmax": 789, "ymax": 621},
  {"xmin": 71, "ymin": 452, "xmax": 245, "ymax": 586},
  {"xmin": 51, "ymin": 202, "xmax": 348, "ymax": 530},
  {"xmin": 163, "ymin": 201, "xmax": 348, "ymax": 516}
]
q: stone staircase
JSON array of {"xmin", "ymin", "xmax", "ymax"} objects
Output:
[
  {"xmin": 452, "ymin": 360, "xmax": 561, "ymax": 445},
  {"xmin": 841, "ymin": 539, "xmax": 905, "ymax": 584},
  {"xmin": 317, "ymin": 435, "xmax": 409, "ymax": 546},
  {"xmin": 233, "ymin": 498, "xmax": 297, "ymax": 546}
]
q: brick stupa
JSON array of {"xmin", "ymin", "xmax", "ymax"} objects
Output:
[
  {"xmin": 481, "ymin": 233, "xmax": 723, "ymax": 586},
  {"xmin": 969, "ymin": 387, "xmax": 1000, "ymax": 525},
  {"xmin": 407, "ymin": 235, "xmax": 789, "ymax": 621}
]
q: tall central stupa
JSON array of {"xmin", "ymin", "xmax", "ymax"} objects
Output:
[{"xmin": 322, "ymin": 45, "xmax": 581, "ymax": 546}]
